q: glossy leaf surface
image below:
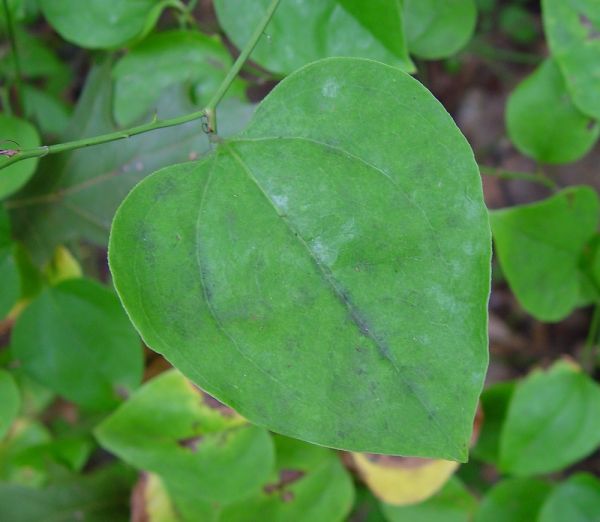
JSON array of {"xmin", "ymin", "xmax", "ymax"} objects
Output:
[
  {"xmin": 539, "ymin": 473, "xmax": 600, "ymax": 522},
  {"xmin": 96, "ymin": 370, "xmax": 275, "ymax": 504},
  {"xmin": 380, "ymin": 478, "xmax": 476, "ymax": 522},
  {"xmin": 404, "ymin": 0, "xmax": 477, "ymax": 59},
  {"xmin": 0, "ymin": 370, "xmax": 20, "ymax": 439},
  {"xmin": 0, "ymin": 115, "xmax": 40, "ymax": 199},
  {"xmin": 11, "ymin": 278, "xmax": 143, "ymax": 410},
  {"xmin": 543, "ymin": 0, "xmax": 600, "ymax": 119},
  {"xmin": 499, "ymin": 361, "xmax": 600, "ymax": 476},
  {"xmin": 214, "ymin": 0, "xmax": 414, "ymax": 75},
  {"xmin": 39, "ymin": 0, "xmax": 166, "ymax": 49},
  {"xmin": 491, "ymin": 187, "xmax": 599, "ymax": 322},
  {"xmin": 110, "ymin": 58, "xmax": 490, "ymax": 459},
  {"xmin": 506, "ymin": 59, "xmax": 599, "ymax": 164}
]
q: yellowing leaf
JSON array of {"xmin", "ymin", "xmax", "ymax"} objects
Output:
[
  {"xmin": 351, "ymin": 453, "xmax": 459, "ymax": 506},
  {"xmin": 44, "ymin": 246, "xmax": 82, "ymax": 286}
]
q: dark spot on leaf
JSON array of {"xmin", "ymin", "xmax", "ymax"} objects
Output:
[
  {"xmin": 579, "ymin": 14, "xmax": 600, "ymax": 40},
  {"xmin": 178, "ymin": 435, "xmax": 203, "ymax": 452},
  {"xmin": 263, "ymin": 469, "xmax": 305, "ymax": 498},
  {"xmin": 587, "ymin": 120, "xmax": 598, "ymax": 132},
  {"xmin": 281, "ymin": 491, "xmax": 295, "ymax": 503}
]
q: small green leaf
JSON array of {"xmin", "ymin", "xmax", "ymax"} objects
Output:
[
  {"xmin": 0, "ymin": 370, "xmax": 20, "ymax": 439},
  {"xmin": 214, "ymin": 0, "xmax": 415, "ymax": 75},
  {"xmin": 404, "ymin": 0, "xmax": 477, "ymax": 60},
  {"xmin": 0, "ymin": 115, "xmax": 41, "ymax": 199},
  {"xmin": 0, "ymin": 464, "xmax": 135, "ymax": 522},
  {"xmin": 539, "ymin": 473, "xmax": 600, "ymax": 522},
  {"xmin": 11, "ymin": 278, "xmax": 143, "ymax": 410},
  {"xmin": 475, "ymin": 478, "xmax": 553, "ymax": 522},
  {"xmin": 380, "ymin": 478, "xmax": 477, "ymax": 522},
  {"xmin": 506, "ymin": 59, "xmax": 599, "ymax": 164},
  {"xmin": 39, "ymin": 0, "xmax": 168, "ymax": 49},
  {"xmin": 113, "ymin": 30, "xmax": 239, "ymax": 127},
  {"xmin": 471, "ymin": 381, "xmax": 515, "ymax": 465},
  {"xmin": 542, "ymin": 0, "xmax": 600, "ymax": 119},
  {"xmin": 221, "ymin": 436, "xmax": 355, "ymax": 522},
  {"xmin": 337, "ymin": 0, "xmax": 413, "ymax": 65},
  {"xmin": 499, "ymin": 361, "xmax": 600, "ymax": 476},
  {"xmin": 491, "ymin": 187, "xmax": 600, "ymax": 321},
  {"xmin": 109, "ymin": 58, "xmax": 490, "ymax": 459},
  {"xmin": 96, "ymin": 370, "xmax": 275, "ymax": 505}
]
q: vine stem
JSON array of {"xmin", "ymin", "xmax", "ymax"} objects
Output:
[
  {"xmin": 0, "ymin": 0, "xmax": 281, "ymax": 170},
  {"xmin": 479, "ymin": 165, "xmax": 559, "ymax": 191}
]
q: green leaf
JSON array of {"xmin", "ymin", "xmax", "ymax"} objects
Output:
[
  {"xmin": 0, "ymin": 419, "xmax": 52, "ymax": 486},
  {"xmin": 214, "ymin": 0, "xmax": 415, "ymax": 75},
  {"xmin": 380, "ymin": 478, "xmax": 477, "ymax": 522},
  {"xmin": 337, "ymin": 0, "xmax": 412, "ymax": 64},
  {"xmin": 95, "ymin": 370, "xmax": 275, "ymax": 505},
  {"xmin": 471, "ymin": 381, "xmax": 515, "ymax": 465},
  {"xmin": 9, "ymin": 60, "xmax": 253, "ymax": 265},
  {"xmin": 539, "ymin": 473, "xmax": 600, "ymax": 522},
  {"xmin": 11, "ymin": 278, "xmax": 143, "ymax": 410},
  {"xmin": 109, "ymin": 58, "xmax": 491, "ymax": 459},
  {"xmin": 499, "ymin": 5, "xmax": 538, "ymax": 45},
  {"xmin": 0, "ymin": 464, "xmax": 135, "ymax": 522},
  {"xmin": 113, "ymin": 30, "xmax": 239, "ymax": 127},
  {"xmin": 506, "ymin": 59, "xmax": 599, "ymax": 164},
  {"xmin": 404, "ymin": 0, "xmax": 477, "ymax": 60},
  {"xmin": 221, "ymin": 436, "xmax": 355, "ymax": 522},
  {"xmin": 39, "ymin": 0, "xmax": 168, "ymax": 49},
  {"xmin": 0, "ymin": 206, "xmax": 19, "ymax": 318},
  {"xmin": 490, "ymin": 187, "xmax": 600, "ymax": 322},
  {"xmin": 542, "ymin": 0, "xmax": 600, "ymax": 119},
  {"xmin": 499, "ymin": 361, "xmax": 600, "ymax": 476},
  {"xmin": 474, "ymin": 478, "xmax": 553, "ymax": 522},
  {"xmin": 0, "ymin": 115, "xmax": 41, "ymax": 199},
  {"xmin": 0, "ymin": 370, "xmax": 20, "ymax": 439}
]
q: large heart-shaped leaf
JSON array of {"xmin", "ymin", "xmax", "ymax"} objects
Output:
[{"xmin": 109, "ymin": 58, "xmax": 491, "ymax": 460}]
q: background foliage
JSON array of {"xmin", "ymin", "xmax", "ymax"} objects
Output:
[{"xmin": 1, "ymin": 0, "xmax": 600, "ymax": 521}]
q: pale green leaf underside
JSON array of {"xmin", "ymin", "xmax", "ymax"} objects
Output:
[{"xmin": 109, "ymin": 58, "xmax": 490, "ymax": 460}]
